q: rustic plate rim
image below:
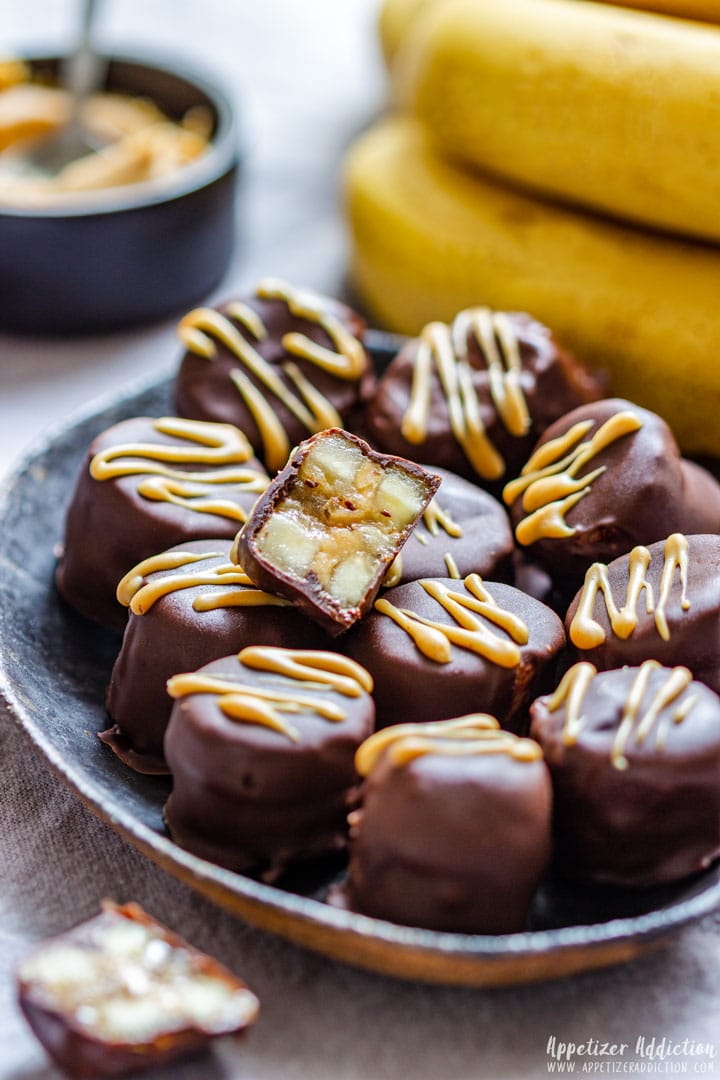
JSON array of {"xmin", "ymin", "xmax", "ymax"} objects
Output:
[{"xmin": 1, "ymin": 348, "xmax": 719, "ymax": 977}]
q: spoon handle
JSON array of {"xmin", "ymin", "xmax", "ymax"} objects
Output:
[{"xmin": 63, "ymin": 0, "xmax": 107, "ymax": 117}]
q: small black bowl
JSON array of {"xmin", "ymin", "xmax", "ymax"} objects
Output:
[{"xmin": 0, "ymin": 54, "xmax": 240, "ymax": 335}]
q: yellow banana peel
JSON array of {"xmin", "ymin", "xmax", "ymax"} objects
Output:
[
  {"xmin": 395, "ymin": 0, "xmax": 720, "ymax": 243},
  {"xmin": 594, "ymin": 0, "xmax": 720, "ymax": 21},
  {"xmin": 379, "ymin": 0, "xmax": 441, "ymax": 64},
  {"xmin": 345, "ymin": 117, "xmax": 720, "ymax": 457},
  {"xmin": 380, "ymin": 0, "xmax": 720, "ymax": 68}
]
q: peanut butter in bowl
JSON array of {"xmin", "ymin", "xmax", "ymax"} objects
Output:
[{"xmin": 0, "ymin": 57, "xmax": 212, "ymax": 205}]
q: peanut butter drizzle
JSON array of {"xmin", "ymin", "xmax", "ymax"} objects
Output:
[
  {"xmin": 452, "ymin": 308, "xmax": 530, "ymax": 436},
  {"xmin": 382, "ymin": 560, "xmax": 403, "ymax": 589},
  {"xmin": 237, "ymin": 646, "xmax": 374, "ymax": 696},
  {"xmin": 546, "ymin": 662, "xmax": 598, "ymax": 746},
  {"xmin": 401, "ymin": 309, "xmax": 530, "ymax": 481},
  {"xmin": 90, "ymin": 417, "xmax": 268, "ymax": 522},
  {"xmin": 444, "ymin": 553, "xmax": 461, "ymax": 579},
  {"xmin": 116, "ymin": 550, "xmax": 288, "ymax": 616},
  {"xmin": 383, "ymin": 499, "xmax": 463, "ymax": 588},
  {"xmin": 570, "ymin": 533, "xmax": 690, "ymax": 649},
  {"xmin": 167, "ymin": 646, "xmax": 371, "ymax": 742},
  {"xmin": 503, "ymin": 411, "xmax": 643, "ymax": 545},
  {"xmin": 177, "ymin": 278, "xmax": 365, "ymax": 472},
  {"xmin": 374, "ymin": 573, "xmax": 529, "ymax": 666},
  {"xmin": 255, "ymin": 278, "xmax": 366, "ymax": 379},
  {"xmin": 547, "ymin": 660, "xmax": 696, "ymax": 770},
  {"xmin": 422, "ymin": 499, "xmax": 463, "ymax": 539},
  {"xmin": 355, "ymin": 714, "xmax": 541, "ymax": 776}
]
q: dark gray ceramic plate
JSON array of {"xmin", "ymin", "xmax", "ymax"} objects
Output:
[{"xmin": 1, "ymin": 337, "xmax": 719, "ymax": 986}]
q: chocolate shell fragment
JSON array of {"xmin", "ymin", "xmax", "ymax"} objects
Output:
[
  {"xmin": 343, "ymin": 715, "xmax": 552, "ymax": 933},
  {"xmin": 233, "ymin": 428, "xmax": 441, "ymax": 635},
  {"xmin": 16, "ymin": 900, "xmax": 259, "ymax": 1078},
  {"xmin": 531, "ymin": 662, "xmax": 720, "ymax": 887},
  {"xmin": 164, "ymin": 647, "xmax": 375, "ymax": 878}
]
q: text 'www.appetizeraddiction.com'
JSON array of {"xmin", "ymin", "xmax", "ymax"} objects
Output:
[{"xmin": 546, "ymin": 1037, "xmax": 717, "ymax": 1073}]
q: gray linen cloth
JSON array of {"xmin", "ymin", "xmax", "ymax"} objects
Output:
[{"xmin": 2, "ymin": 704, "xmax": 720, "ymax": 1078}]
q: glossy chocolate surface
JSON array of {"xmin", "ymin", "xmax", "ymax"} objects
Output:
[
  {"xmin": 365, "ymin": 311, "xmax": 604, "ymax": 486},
  {"xmin": 565, "ymin": 533, "xmax": 720, "ymax": 691},
  {"xmin": 4, "ymin": 370, "xmax": 720, "ymax": 984},
  {"xmin": 175, "ymin": 286, "xmax": 374, "ymax": 469},
  {"xmin": 104, "ymin": 539, "xmax": 331, "ymax": 772},
  {"xmin": 531, "ymin": 665, "xmax": 720, "ymax": 887},
  {"xmin": 56, "ymin": 416, "xmax": 267, "ymax": 630},
  {"xmin": 345, "ymin": 577, "xmax": 566, "ymax": 731},
  {"xmin": 164, "ymin": 651, "xmax": 375, "ymax": 878},
  {"xmin": 346, "ymin": 726, "xmax": 552, "ymax": 933},
  {"xmin": 387, "ymin": 466, "xmax": 513, "ymax": 586},
  {"xmin": 506, "ymin": 399, "xmax": 720, "ymax": 597}
]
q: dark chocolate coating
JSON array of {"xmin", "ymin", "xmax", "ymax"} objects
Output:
[
  {"xmin": 175, "ymin": 289, "xmax": 375, "ymax": 468},
  {"xmin": 104, "ymin": 540, "xmax": 331, "ymax": 773},
  {"xmin": 364, "ymin": 311, "xmax": 604, "ymax": 486},
  {"xmin": 346, "ymin": 740, "xmax": 552, "ymax": 933},
  {"xmin": 530, "ymin": 666, "xmax": 720, "ymax": 887},
  {"xmin": 56, "ymin": 416, "xmax": 267, "ymax": 631},
  {"xmin": 17, "ymin": 901, "xmax": 258, "ymax": 1078},
  {"xmin": 507, "ymin": 398, "xmax": 720, "ymax": 598},
  {"xmin": 164, "ymin": 653, "xmax": 375, "ymax": 878},
  {"xmin": 344, "ymin": 578, "xmax": 566, "ymax": 731},
  {"xmin": 235, "ymin": 429, "xmax": 441, "ymax": 635},
  {"xmin": 511, "ymin": 550, "xmax": 561, "ymax": 612},
  {"xmin": 389, "ymin": 467, "xmax": 513, "ymax": 586},
  {"xmin": 565, "ymin": 534, "xmax": 720, "ymax": 692}
]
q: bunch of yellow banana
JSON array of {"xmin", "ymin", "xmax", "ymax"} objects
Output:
[
  {"xmin": 346, "ymin": 0, "xmax": 720, "ymax": 455},
  {"xmin": 380, "ymin": 0, "xmax": 720, "ymax": 61}
]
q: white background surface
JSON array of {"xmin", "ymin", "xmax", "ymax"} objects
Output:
[{"xmin": 2, "ymin": 2, "xmax": 720, "ymax": 1077}]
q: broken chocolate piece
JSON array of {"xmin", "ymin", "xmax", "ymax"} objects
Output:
[
  {"xmin": 233, "ymin": 428, "xmax": 441, "ymax": 635},
  {"xmin": 16, "ymin": 900, "xmax": 259, "ymax": 1078}
]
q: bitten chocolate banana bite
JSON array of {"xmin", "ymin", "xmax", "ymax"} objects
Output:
[
  {"xmin": 233, "ymin": 428, "xmax": 441, "ymax": 635},
  {"xmin": 16, "ymin": 901, "xmax": 259, "ymax": 1078},
  {"xmin": 342, "ymin": 716, "xmax": 552, "ymax": 933}
]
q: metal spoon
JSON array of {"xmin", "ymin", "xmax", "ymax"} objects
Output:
[{"xmin": 28, "ymin": 0, "xmax": 106, "ymax": 175}]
